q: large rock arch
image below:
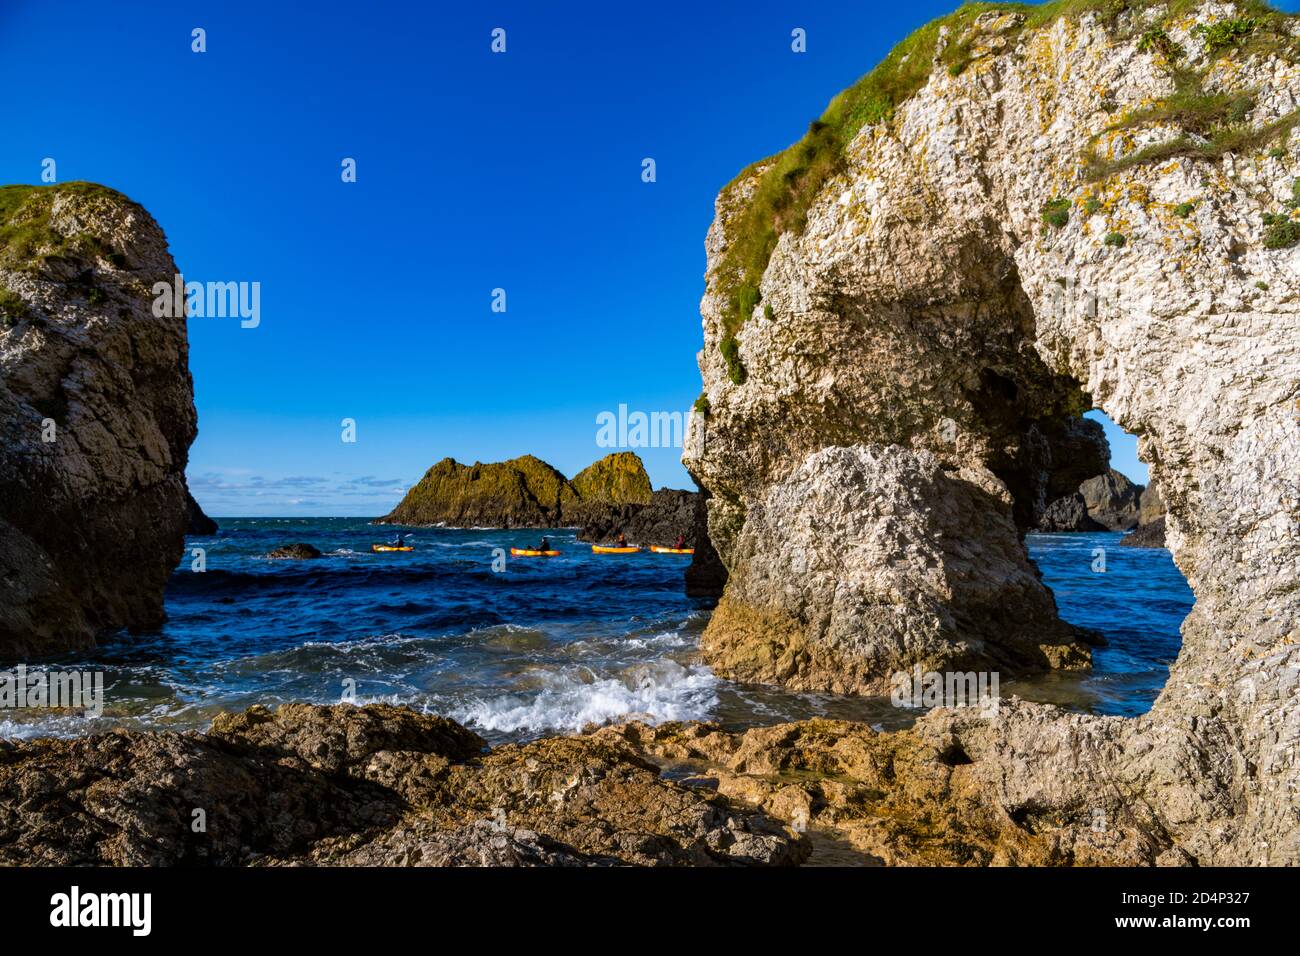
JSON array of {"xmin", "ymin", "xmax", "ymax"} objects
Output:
[{"xmin": 685, "ymin": 4, "xmax": 1299, "ymax": 862}]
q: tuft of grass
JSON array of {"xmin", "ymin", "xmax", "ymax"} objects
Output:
[
  {"xmin": 763, "ymin": 303, "xmax": 775, "ymax": 321},
  {"xmin": 1042, "ymin": 197, "xmax": 1071, "ymax": 228},
  {"xmin": 1138, "ymin": 27, "xmax": 1185, "ymax": 60},
  {"xmin": 1268, "ymin": 147, "xmax": 1287, "ymax": 158},
  {"xmin": 0, "ymin": 182, "xmax": 134, "ymax": 272},
  {"xmin": 1263, "ymin": 212, "xmax": 1300, "ymax": 248},
  {"xmin": 719, "ymin": 334, "xmax": 746, "ymax": 385},
  {"xmin": 1085, "ymin": 197, "xmax": 1103, "ymax": 215},
  {"xmin": 1174, "ymin": 201, "xmax": 1196, "ymax": 217},
  {"xmin": 1193, "ymin": 17, "xmax": 1259, "ymax": 57},
  {"xmin": 1104, "ymin": 231, "xmax": 1128, "ymax": 247},
  {"xmin": 1255, "ymin": 280, "xmax": 1270, "ymax": 289},
  {"xmin": 694, "ymin": 393, "xmax": 711, "ymax": 416},
  {"xmin": 0, "ymin": 286, "xmax": 30, "ymax": 327}
]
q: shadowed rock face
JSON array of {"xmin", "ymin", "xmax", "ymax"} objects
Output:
[
  {"xmin": 0, "ymin": 184, "xmax": 197, "ymax": 660},
  {"xmin": 1080, "ymin": 468, "xmax": 1144, "ymax": 530},
  {"xmin": 577, "ymin": 488, "xmax": 697, "ymax": 547},
  {"xmin": 0, "ymin": 703, "xmax": 808, "ymax": 867},
  {"xmin": 685, "ymin": 3, "xmax": 1300, "ymax": 863},
  {"xmin": 185, "ymin": 490, "xmax": 217, "ymax": 535}
]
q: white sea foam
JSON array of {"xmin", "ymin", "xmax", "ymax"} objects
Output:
[{"xmin": 451, "ymin": 660, "xmax": 718, "ymax": 734}]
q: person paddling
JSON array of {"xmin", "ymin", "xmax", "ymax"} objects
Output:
[
  {"xmin": 390, "ymin": 532, "xmax": 403, "ymax": 547},
  {"xmin": 537, "ymin": 536, "xmax": 550, "ymax": 552},
  {"xmin": 616, "ymin": 533, "xmax": 629, "ymax": 548},
  {"xmin": 674, "ymin": 532, "xmax": 686, "ymax": 550}
]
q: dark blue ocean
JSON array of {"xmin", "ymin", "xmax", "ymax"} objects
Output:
[{"xmin": 0, "ymin": 521, "xmax": 1193, "ymax": 741}]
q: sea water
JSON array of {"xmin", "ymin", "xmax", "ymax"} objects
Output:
[{"xmin": 0, "ymin": 521, "xmax": 1192, "ymax": 741}]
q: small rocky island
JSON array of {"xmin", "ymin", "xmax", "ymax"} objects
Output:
[{"xmin": 376, "ymin": 452, "xmax": 653, "ymax": 528}]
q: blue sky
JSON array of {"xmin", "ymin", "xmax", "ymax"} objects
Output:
[{"xmin": 6, "ymin": 1, "xmax": 1273, "ymax": 512}]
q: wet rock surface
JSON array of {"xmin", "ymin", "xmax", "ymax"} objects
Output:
[
  {"xmin": 0, "ymin": 703, "xmax": 808, "ymax": 867},
  {"xmin": 266, "ymin": 543, "xmax": 323, "ymax": 560}
]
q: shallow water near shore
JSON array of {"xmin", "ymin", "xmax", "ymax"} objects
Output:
[{"xmin": 0, "ymin": 521, "xmax": 1193, "ymax": 741}]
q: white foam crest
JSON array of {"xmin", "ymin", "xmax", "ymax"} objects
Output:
[{"xmin": 451, "ymin": 660, "xmax": 717, "ymax": 734}]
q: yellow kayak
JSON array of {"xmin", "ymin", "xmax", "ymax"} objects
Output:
[
  {"xmin": 592, "ymin": 545, "xmax": 640, "ymax": 554},
  {"xmin": 511, "ymin": 548, "xmax": 560, "ymax": 557},
  {"xmin": 372, "ymin": 544, "xmax": 414, "ymax": 552},
  {"xmin": 649, "ymin": 546, "xmax": 694, "ymax": 554}
]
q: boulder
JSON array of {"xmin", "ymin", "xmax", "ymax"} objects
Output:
[
  {"xmin": 0, "ymin": 183, "xmax": 197, "ymax": 660},
  {"xmin": 1037, "ymin": 492, "xmax": 1104, "ymax": 532},
  {"xmin": 266, "ymin": 543, "xmax": 322, "ymax": 560},
  {"xmin": 1120, "ymin": 516, "xmax": 1166, "ymax": 549},
  {"xmin": 1079, "ymin": 468, "xmax": 1144, "ymax": 530}
]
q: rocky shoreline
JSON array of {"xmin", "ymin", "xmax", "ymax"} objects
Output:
[{"xmin": 0, "ymin": 697, "xmax": 1181, "ymax": 866}]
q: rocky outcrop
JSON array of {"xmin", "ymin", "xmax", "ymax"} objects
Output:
[
  {"xmin": 685, "ymin": 2, "xmax": 1300, "ymax": 862},
  {"xmin": 568, "ymin": 452, "xmax": 652, "ymax": 514},
  {"xmin": 377, "ymin": 452, "xmax": 651, "ymax": 528},
  {"xmin": 0, "ymin": 183, "xmax": 197, "ymax": 660},
  {"xmin": 1138, "ymin": 480, "xmax": 1164, "ymax": 526},
  {"xmin": 1079, "ymin": 468, "xmax": 1144, "ymax": 530},
  {"xmin": 684, "ymin": 481, "xmax": 728, "ymax": 597},
  {"xmin": 1121, "ymin": 480, "xmax": 1168, "ymax": 547},
  {"xmin": 266, "ymin": 543, "xmax": 322, "ymax": 560},
  {"xmin": 702, "ymin": 444, "xmax": 1089, "ymax": 694},
  {"xmin": 577, "ymin": 488, "xmax": 696, "ymax": 547},
  {"xmin": 596, "ymin": 703, "xmax": 1191, "ymax": 866},
  {"xmin": 185, "ymin": 490, "xmax": 218, "ymax": 535},
  {"xmin": 1037, "ymin": 491, "xmax": 1104, "ymax": 532},
  {"xmin": 0, "ymin": 703, "xmax": 807, "ymax": 867},
  {"xmin": 1120, "ymin": 515, "xmax": 1166, "ymax": 548}
]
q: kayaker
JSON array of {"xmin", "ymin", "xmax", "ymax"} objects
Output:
[
  {"xmin": 674, "ymin": 532, "xmax": 686, "ymax": 550},
  {"xmin": 537, "ymin": 536, "xmax": 550, "ymax": 552},
  {"xmin": 616, "ymin": 533, "xmax": 628, "ymax": 548},
  {"xmin": 390, "ymin": 533, "xmax": 403, "ymax": 547}
]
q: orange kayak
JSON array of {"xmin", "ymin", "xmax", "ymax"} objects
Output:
[
  {"xmin": 649, "ymin": 546, "xmax": 694, "ymax": 554},
  {"xmin": 372, "ymin": 544, "xmax": 413, "ymax": 552},
  {"xmin": 511, "ymin": 548, "xmax": 560, "ymax": 557},
  {"xmin": 592, "ymin": 545, "xmax": 640, "ymax": 554}
]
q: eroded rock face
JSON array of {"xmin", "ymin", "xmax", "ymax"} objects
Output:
[
  {"xmin": 0, "ymin": 184, "xmax": 197, "ymax": 660},
  {"xmin": 0, "ymin": 703, "xmax": 808, "ymax": 867},
  {"xmin": 704, "ymin": 444, "xmax": 1088, "ymax": 693},
  {"xmin": 1038, "ymin": 492, "xmax": 1104, "ymax": 532},
  {"xmin": 1080, "ymin": 468, "xmax": 1144, "ymax": 530},
  {"xmin": 685, "ymin": 3, "xmax": 1300, "ymax": 862}
]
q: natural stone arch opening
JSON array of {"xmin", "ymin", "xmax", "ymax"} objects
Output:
[{"xmin": 1014, "ymin": 408, "xmax": 1192, "ymax": 717}]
